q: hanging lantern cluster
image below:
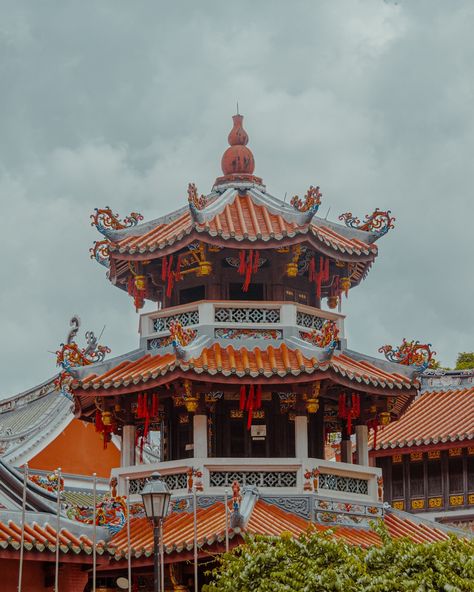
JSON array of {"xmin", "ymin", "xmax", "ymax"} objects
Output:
[
  {"xmin": 238, "ymin": 249, "xmax": 260, "ymax": 292},
  {"xmin": 239, "ymin": 384, "xmax": 263, "ymax": 429},
  {"xmin": 309, "ymin": 256, "xmax": 330, "ymax": 300},
  {"xmin": 135, "ymin": 392, "xmax": 160, "ymax": 461},
  {"xmin": 127, "ymin": 262, "xmax": 148, "ymax": 311},
  {"xmin": 95, "ymin": 409, "xmax": 114, "ymax": 449},
  {"xmin": 338, "ymin": 392, "xmax": 361, "ymax": 434}
]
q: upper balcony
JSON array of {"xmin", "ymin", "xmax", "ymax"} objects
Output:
[
  {"xmin": 112, "ymin": 456, "xmax": 384, "ymax": 526},
  {"xmin": 138, "ymin": 300, "xmax": 345, "ymax": 352}
]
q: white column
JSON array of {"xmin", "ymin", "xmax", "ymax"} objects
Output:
[
  {"xmin": 341, "ymin": 440, "xmax": 353, "ymax": 464},
  {"xmin": 193, "ymin": 414, "xmax": 208, "ymax": 458},
  {"xmin": 294, "ymin": 415, "xmax": 308, "ymax": 460},
  {"xmin": 121, "ymin": 425, "xmax": 136, "ymax": 467},
  {"xmin": 355, "ymin": 424, "xmax": 369, "ymax": 466}
]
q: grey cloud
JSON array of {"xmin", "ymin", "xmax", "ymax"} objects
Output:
[{"xmin": 1, "ymin": 0, "xmax": 473, "ymax": 396}]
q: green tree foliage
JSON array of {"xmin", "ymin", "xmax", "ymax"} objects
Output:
[
  {"xmin": 455, "ymin": 352, "xmax": 474, "ymax": 370},
  {"xmin": 203, "ymin": 528, "xmax": 474, "ymax": 592}
]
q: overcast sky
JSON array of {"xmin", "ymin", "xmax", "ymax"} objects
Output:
[{"xmin": 1, "ymin": 0, "xmax": 473, "ymax": 397}]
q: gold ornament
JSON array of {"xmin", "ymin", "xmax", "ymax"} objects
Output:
[
  {"xmin": 379, "ymin": 411, "xmax": 391, "ymax": 426},
  {"xmin": 305, "ymin": 382, "xmax": 320, "ymax": 414},
  {"xmin": 341, "ymin": 277, "xmax": 351, "ymax": 293},
  {"xmin": 134, "ymin": 275, "xmax": 146, "ymax": 291},
  {"xmin": 327, "ymin": 295, "xmax": 339, "ymax": 309},
  {"xmin": 102, "ymin": 411, "xmax": 112, "ymax": 426},
  {"xmin": 183, "ymin": 380, "xmax": 199, "ymax": 413},
  {"xmin": 286, "ymin": 262, "xmax": 298, "ymax": 277},
  {"xmin": 197, "ymin": 260, "xmax": 212, "ymax": 276}
]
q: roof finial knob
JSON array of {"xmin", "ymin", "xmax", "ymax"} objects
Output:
[{"xmin": 221, "ymin": 113, "xmax": 254, "ymax": 175}]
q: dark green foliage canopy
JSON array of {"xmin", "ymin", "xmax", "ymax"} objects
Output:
[{"xmin": 203, "ymin": 528, "xmax": 474, "ymax": 592}]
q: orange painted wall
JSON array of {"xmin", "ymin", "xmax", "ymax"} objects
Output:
[{"xmin": 28, "ymin": 419, "xmax": 120, "ymax": 478}]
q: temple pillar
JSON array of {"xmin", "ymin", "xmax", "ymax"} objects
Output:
[
  {"xmin": 355, "ymin": 424, "xmax": 369, "ymax": 466},
  {"xmin": 340, "ymin": 439, "xmax": 353, "ymax": 464},
  {"xmin": 294, "ymin": 414, "xmax": 308, "ymax": 459},
  {"xmin": 121, "ymin": 424, "xmax": 136, "ymax": 467},
  {"xmin": 193, "ymin": 414, "xmax": 208, "ymax": 458}
]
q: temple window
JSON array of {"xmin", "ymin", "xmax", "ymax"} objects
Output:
[
  {"xmin": 179, "ymin": 285, "xmax": 205, "ymax": 305},
  {"xmin": 448, "ymin": 457, "xmax": 464, "ymax": 494},
  {"xmin": 228, "ymin": 282, "xmax": 264, "ymax": 301}
]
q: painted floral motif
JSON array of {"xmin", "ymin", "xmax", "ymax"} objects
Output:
[
  {"xmin": 379, "ymin": 339, "xmax": 437, "ymax": 371},
  {"xmin": 30, "ymin": 472, "xmax": 64, "ymax": 493},
  {"xmin": 290, "ymin": 185, "xmax": 322, "ymax": 214},
  {"xmin": 300, "ymin": 320, "xmax": 340, "ymax": 352},
  {"xmin": 338, "ymin": 209, "xmax": 395, "ymax": 238},
  {"xmin": 90, "ymin": 207, "xmax": 143, "ymax": 235},
  {"xmin": 215, "ymin": 328, "xmax": 282, "ymax": 340},
  {"xmin": 67, "ymin": 496, "xmax": 128, "ymax": 535}
]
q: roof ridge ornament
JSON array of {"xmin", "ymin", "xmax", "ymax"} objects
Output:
[
  {"xmin": 300, "ymin": 319, "xmax": 340, "ymax": 354},
  {"xmin": 379, "ymin": 339, "xmax": 437, "ymax": 372},
  {"xmin": 187, "ymin": 183, "xmax": 207, "ymax": 218},
  {"xmin": 55, "ymin": 316, "xmax": 111, "ymax": 400},
  {"xmin": 339, "ymin": 209, "xmax": 395, "ymax": 238},
  {"xmin": 90, "ymin": 207, "xmax": 143, "ymax": 236},
  {"xmin": 290, "ymin": 185, "xmax": 322, "ymax": 221}
]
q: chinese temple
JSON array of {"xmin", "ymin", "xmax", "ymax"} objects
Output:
[{"xmin": 1, "ymin": 113, "xmax": 463, "ymax": 591}]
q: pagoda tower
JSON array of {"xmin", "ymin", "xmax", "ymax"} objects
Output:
[{"xmin": 59, "ymin": 113, "xmax": 424, "ymax": 506}]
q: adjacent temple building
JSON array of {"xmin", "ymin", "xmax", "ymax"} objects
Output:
[{"xmin": 1, "ymin": 114, "xmax": 457, "ymax": 591}]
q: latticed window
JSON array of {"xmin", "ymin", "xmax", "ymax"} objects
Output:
[
  {"xmin": 152, "ymin": 310, "xmax": 199, "ymax": 332},
  {"xmin": 318, "ymin": 473, "xmax": 369, "ymax": 495},
  {"xmin": 129, "ymin": 472, "xmax": 188, "ymax": 495},
  {"xmin": 209, "ymin": 470, "xmax": 297, "ymax": 488},
  {"xmin": 296, "ymin": 312, "xmax": 324, "ymax": 330},
  {"xmin": 214, "ymin": 307, "xmax": 280, "ymax": 324}
]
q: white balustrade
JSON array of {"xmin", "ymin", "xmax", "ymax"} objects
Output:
[
  {"xmin": 139, "ymin": 300, "xmax": 345, "ymax": 346},
  {"xmin": 113, "ymin": 457, "xmax": 380, "ymax": 505}
]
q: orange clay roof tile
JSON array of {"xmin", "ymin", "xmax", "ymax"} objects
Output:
[
  {"xmin": 107, "ymin": 500, "xmax": 452, "ymax": 558},
  {"xmin": 372, "ymin": 387, "xmax": 474, "ymax": 450},
  {"xmin": 108, "ymin": 195, "xmax": 377, "ymax": 257},
  {"xmin": 75, "ymin": 344, "xmax": 415, "ymax": 392}
]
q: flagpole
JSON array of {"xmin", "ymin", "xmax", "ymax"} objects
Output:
[
  {"xmin": 55, "ymin": 467, "xmax": 62, "ymax": 592},
  {"xmin": 224, "ymin": 488, "xmax": 229, "ymax": 553},
  {"xmin": 92, "ymin": 473, "xmax": 97, "ymax": 592},
  {"xmin": 193, "ymin": 485, "xmax": 198, "ymax": 592},
  {"xmin": 160, "ymin": 519, "xmax": 165, "ymax": 592},
  {"xmin": 126, "ymin": 477, "xmax": 132, "ymax": 592},
  {"xmin": 17, "ymin": 462, "xmax": 28, "ymax": 592}
]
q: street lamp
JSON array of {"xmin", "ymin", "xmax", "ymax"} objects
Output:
[{"xmin": 140, "ymin": 472, "xmax": 171, "ymax": 592}]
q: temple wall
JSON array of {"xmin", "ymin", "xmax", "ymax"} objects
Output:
[{"xmin": 29, "ymin": 419, "xmax": 120, "ymax": 477}]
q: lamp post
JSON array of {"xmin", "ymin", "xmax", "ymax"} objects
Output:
[{"xmin": 140, "ymin": 473, "xmax": 171, "ymax": 592}]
